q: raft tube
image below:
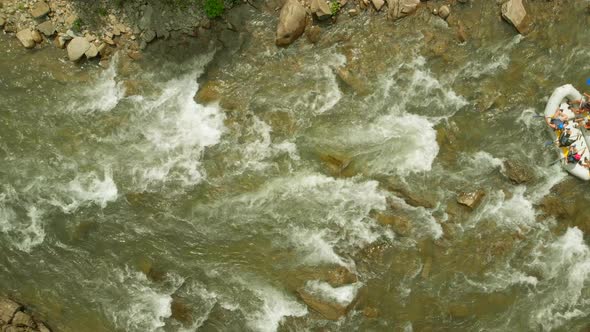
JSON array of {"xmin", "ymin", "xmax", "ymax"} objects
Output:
[{"xmin": 544, "ymin": 84, "xmax": 590, "ymax": 181}]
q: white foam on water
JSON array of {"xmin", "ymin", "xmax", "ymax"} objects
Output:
[
  {"xmin": 52, "ymin": 169, "xmax": 118, "ymax": 213},
  {"xmin": 457, "ymin": 34, "xmax": 522, "ymax": 79},
  {"xmin": 527, "ymin": 227, "xmax": 590, "ymax": 330},
  {"xmin": 303, "ymin": 280, "xmax": 362, "ymax": 306},
  {"xmin": 67, "ymin": 54, "xmax": 124, "ymax": 113},
  {"xmin": 234, "ymin": 116, "xmax": 300, "ymax": 172},
  {"xmin": 527, "ymin": 163, "xmax": 567, "ymax": 203},
  {"xmin": 247, "ymin": 284, "xmax": 308, "ymax": 332},
  {"xmin": 201, "ymin": 173, "xmax": 390, "ymax": 267},
  {"xmin": 177, "ymin": 282, "xmax": 219, "ymax": 332},
  {"xmin": 388, "ymin": 195, "xmax": 443, "ymax": 239},
  {"xmin": 516, "ymin": 108, "xmax": 541, "ymax": 129},
  {"xmin": 470, "ymin": 187, "xmax": 536, "ymax": 230},
  {"xmin": 127, "ymin": 73, "xmax": 225, "ymax": 190},
  {"xmin": 109, "ymin": 268, "xmax": 183, "ymax": 332},
  {"xmin": 0, "ymin": 187, "xmax": 46, "ymax": 252},
  {"xmin": 292, "ymin": 53, "xmax": 345, "ymax": 115},
  {"xmin": 324, "ymin": 113, "xmax": 439, "ymax": 176}
]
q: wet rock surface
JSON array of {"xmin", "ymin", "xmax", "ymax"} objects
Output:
[
  {"xmin": 276, "ymin": 0, "xmax": 307, "ymax": 46},
  {"xmin": 0, "ymin": 298, "xmax": 49, "ymax": 332}
]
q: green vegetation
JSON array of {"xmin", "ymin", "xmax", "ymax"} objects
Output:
[
  {"xmin": 72, "ymin": 18, "xmax": 83, "ymax": 33},
  {"xmin": 204, "ymin": 0, "xmax": 224, "ymax": 18},
  {"xmin": 330, "ymin": 0, "xmax": 340, "ymax": 16},
  {"xmin": 97, "ymin": 7, "xmax": 108, "ymax": 16}
]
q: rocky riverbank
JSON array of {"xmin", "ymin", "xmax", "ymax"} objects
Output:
[
  {"xmin": 0, "ymin": 298, "xmax": 51, "ymax": 332},
  {"xmin": 0, "ymin": 0, "xmax": 550, "ymax": 66}
]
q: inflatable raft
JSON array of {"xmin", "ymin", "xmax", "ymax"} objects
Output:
[{"xmin": 544, "ymin": 84, "xmax": 590, "ymax": 181}]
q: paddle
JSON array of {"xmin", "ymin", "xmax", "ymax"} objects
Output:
[{"xmin": 549, "ymin": 157, "xmax": 564, "ymax": 166}]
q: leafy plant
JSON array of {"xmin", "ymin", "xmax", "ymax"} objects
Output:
[
  {"xmin": 97, "ymin": 7, "xmax": 108, "ymax": 16},
  {"xmin": 330, "ymin": 1, "xmax": 340, "ymax": 16},
  {"xmin": 204, "ymin": 0, "xmax": 224, "ymax": 18},
  {"xmin": 72, "ymin": 18, "xmax": 83, "ymax": 33}
]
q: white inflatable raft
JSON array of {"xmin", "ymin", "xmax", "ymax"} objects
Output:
[{"xmin": 544, "ymin": 84, "xmax": 590, "ymax": 181}]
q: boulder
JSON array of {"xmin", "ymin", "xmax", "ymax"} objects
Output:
[
  {"xmin": 311, "ymin": 0, "xmax": 332, "ymax": 20},
  {"xmin": 375, "ymin": 213, "xmax": 412, "ymax": 236},
  {"xmin": 297, "ymin": 289, "xmax": 348, "ymax": 320},
  {"xmin": 501, "ymin": 0, "xmax": 531, "ymax": 35},
  {"xmin": 371, "ymin": 0, "xmax": 385, "ymax": 11},
  {"xmin": 170, "ymin": 296, "xmax": 192, "ymax": 324},
  {"xmin": 362, "ymin": 306, "xmax": 379, "ymax": 318},
  {"xmin": 67, "ymin": 37, "xmax": 90, "ymax": 61},
  {"xmin": 84, "ymin": 44, "xmax": 99, "ymax": 59},
  {"xmin": 31, "ymin": 30, "xmax": 43, "ymax": 43},
  {"xmin": 275, "ymin": 0, "xmax": 307, "ymax": 47},
  {"xmin": 336, "ymin": 67, "xmax": 369, "ymax": 96},
  {"xmin": 11, "ymin": 312, "xmax": 35, "ymax": 328},
  {"xmin": 0, "ymin": 298, "xmax": 22, "ymax": 324},
  {"xmin": 438, "ymin": 5, "xmax": 450, "ymax": 19},
  {"xmin": 388, "ymin": 0, "xmax": 420, "ymax": 21},
  {"xmin": 30, "ymin": 1, "xmax": 50, "ymax": 19},
  {"xmin": 16, "ymin": 29, "xmax": 36, "ymax": 48},
  {"xmin": 0, "ymin": 17, "xmax": 5, "ymax": 28},
  {"xmin": 54, "ymin": 35, "xmax": 68, "ymax": 49},
  {"xmin": 37, "ymin": 20, "xmax": 55, "ymax": 36},
  {"xmin": 503, "ymin": 160, "xmax": 533, "ymax": 184},
  {"xmin": 326, "ymin": 266, "xmax": 357, "ymax": 287},
  {"xmin": 457, "ymin": 190, "xmax": 485, "ymax": 209}
]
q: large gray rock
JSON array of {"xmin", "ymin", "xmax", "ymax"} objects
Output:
[
  {"xmin": 311, "ymin": 0, "xmax": 332, "ymax": 20},
  {"xmin": 67, "ymin": 37, "xmax": 90, "ymax": 61},
  {"xmin": 37, "ymin": 20, "xmax": 55, "ymax": 36},
  {"xmin": 501, "ymin": 0, "xmax": 531, "ymax": 35},
  {"xmin": 16, "ymin": 29, "xmax": 36, "ymax": 48},
  {"xmin": 275, "ymin": 0, "xmax": 307, "ymax": 47},
  {"xmin": 30, "ymin": 1, "xmax": 50, "ymax": 19},
  {"xmin": 388, "ymin": 0, "xmax": 420, "ymax": 21},
  {"xmin": 0, "ymin": 298, "xmax": 22, "ymax": 324}
]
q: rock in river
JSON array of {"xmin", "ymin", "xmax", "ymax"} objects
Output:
[
  {"xmin": 16, "ymin": 29, "xmax": 36, "ymax": 49},
  {"xmin": 276, "ymin": 0, "xmax": 307, "ymax": 47},
  {"xmin": 457, "ymin": 190, "xmax": 485, "ymax": 209},
  {"xmin": 501, "ymin": 0, "xmax": 531, "ymax": 35},
  {"xmin": 388, "ymin": 0, "xmax": 420, "ymax": 21},
  {"xmin": 311, "ymin": 0, "xmax": 331, "ymax": 20},
  {"xmin": 67, "ymin": 37, "xmax": 90, "ymax": 61}
]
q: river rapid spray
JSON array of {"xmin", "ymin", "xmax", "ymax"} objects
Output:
[{"xmin": 1, "ymin": 1, "xmax": 590, "ymax": 331}]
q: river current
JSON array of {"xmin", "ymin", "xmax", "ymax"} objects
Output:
[{"xmin": 1, "ymin": 1, "xmax": 590, "ymax": 331}]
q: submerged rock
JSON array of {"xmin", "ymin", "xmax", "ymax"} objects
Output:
[
  {"xmin": 276, "ymin": 0, "xmax": 307, "ymax": 46},
  {"xmin": 501, "ymin": 0, "xmax": 531, "ymax": 35},
  {"xmin": 67, "ymin": 37, "xmax": 90, "ymax": 61},
  {"xmin": 336, "ymin": 67, "xmax": 369, "ymax": 96},
  {"xmin": 297, "ymin": 288, "xmax": 349, "ymax": 320},
  {"xmin": 375, "ymin": 213, "xmax": 412, "ymax": 236},
  {"xmin": 16, "ymin": 29, "xmax": 36, "ymax": 49},
  {"xmin": 503, "ymin": 160, "xmax": 534, "ymax": 184},
  {"xmin": 387, "ymin": 0, "xmax": 420, "ymax": 21},
  {"xmin": 457, "ymin": 190, "xmax": 485, "ymax": 209},
  {"xmin": 170, "ymin": 296, "xmax": 193, "ymax": 325},
  {"xmin": 306, "ymin": 25, "xmax": 322, "ymax": 44}
]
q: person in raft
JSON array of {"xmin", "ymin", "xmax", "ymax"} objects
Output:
[
  {"xmin": 582, "ymin": 157, "xmax": 590, "ymax": 169},
  {"xmin": 546, "ymin": 108, "xmax": 569, "ymax": 130},
  {"xmin": 569, "ymin": 92, "xmax": 590, "ymax": 125},
  {"xmin": 567, "ymin": 145, "xmax": 585, "ymax": 164},
  {"xmin": 558, "ymin": 126, "xmax": 578, "ymax": 147}
]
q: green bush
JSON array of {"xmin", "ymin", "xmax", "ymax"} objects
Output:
[
  {"xmin": 204, "ymin": 0, "xmax": 224, "ymax": 18},
  {"xmin": 330, "ymin": 1, "xmax": 340, "ymax": 16},
  {"xmin": 72, "ymin": 18, "xmax": 83, "ymax": 32}
]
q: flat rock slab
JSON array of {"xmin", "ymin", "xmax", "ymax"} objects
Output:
[
  {"xmin": 30, "ymin": 1, "xmax": 50, "ymax": 19},
  {"xmin": 67, "ymin": 37, "xmax": 90, "ymax": 61},
  {"xmin": 502, "ymin": 0, "xmax": 531, "ymax": 35},
  {"xmin": 0, "ymin": 298, "xmax": 22, "ymax": 324},
  {"xmin": 37, "ymin": 21, "xmax": 55, "ymax": 36},
  {"xmin": 16, "ymin": 29, "xmax": 36, "ymax": 48}
]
